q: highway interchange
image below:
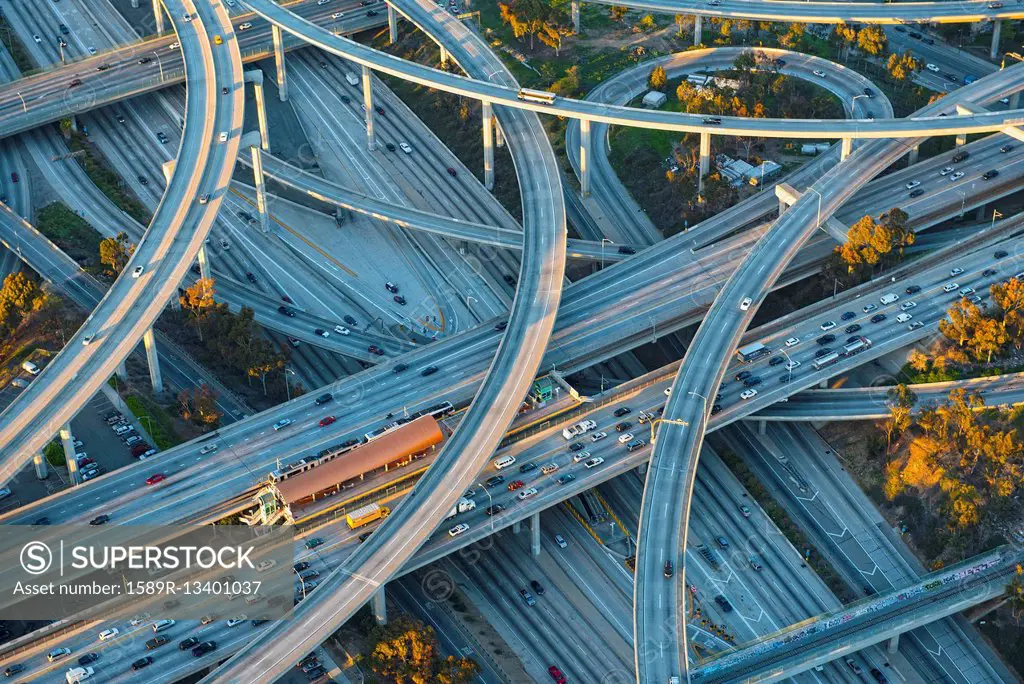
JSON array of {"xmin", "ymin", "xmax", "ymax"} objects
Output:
[{"xmin": 0, "ymin": 0, "xmax": 1023, "ymax": 681}]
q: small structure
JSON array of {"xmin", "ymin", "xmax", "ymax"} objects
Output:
[
  {"xmin": 642, "ymin": 90, "xmax": 667, "ymax": 109},
  {"xmin": 748, "ymin": 160, "xmax": 782, "ymax": 186}
]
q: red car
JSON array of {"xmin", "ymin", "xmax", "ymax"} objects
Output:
[
  {"xmin": 446, "ymin": 167, "xmax": 457, "ymax": 177},
  {"xmin": 319, "ymin": 415, "xmax": 336, "ymax": 428},
  {"xmin": 507, "ymin": 480, "xmax": 525, "ymax": 492},
  {"xmin": 10, "ymin": 172, "xmax": 18, "ymax": 183},
  {"xmin": 368, "ymin": 345, "xmax": 385, "ymax": 356},
  {"xmin": 145, "ymin": 473, "xmax": 166, "ymax": 486},
  {"xmin": 548, "ymin": 666, "xmax": 567, "ymax": 684},
  {"xmin": 281, "ymin": 295, "xmax": 293, "ymax": 304}
]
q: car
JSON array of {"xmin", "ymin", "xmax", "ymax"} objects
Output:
[
  {"xmin": 569, "ymin": 442, "xmax": 585, "ymax": 452},
  {"xmin": 529, "ymin": 579, "xmax": 546, "ymax": 596},
  {"xmin": 519, "ymin": 589, "xmax": 536, "ymax": 606},
  {"xmin": 256, "ymin": 559, "xmax": 277, "ymax": 572},
  {"xmin": 32, "ymin": 34, "xmax": 41, "ymax": 43},
  {"xmin": 132, "ymin": 265, "xmax": 145, "ymax": 278},
  {"xmin": 548, "ymin": 665, "xmax": 567, "ymax": 684},
  {"xmin": 846, "ymin": 658, "xmax": 864, "ymax": 674},
  {"xmin": 784, "ymin": 336, "xmax": 799, "ymax": 347},
  {"xmin": 926, "ymin": 63, "xmax": 940, "ymax": 72},
  {"xmin": 518, "ymin": 462, "xmax": 538, "ymax": 475},
  {"xmin": 615, "ymin": 422, "xmax": 633, "ymax": 433},
  {"xmin": 702, "ymin": 117, "xmax": 722, "ymax": 125},
  {"xmin": 812, "ymin": 69, "xmax": 826, "ymax": 77},
  {"xmin": 90, "ymin": 514, "xmax": 110, "ymax": 525},
  {"xmin": 146, "ymin": 636, "xmax": 169, "ymax": 650},
  {"xmin": 199, "ymin": 193, "xmax": 210, "ymax": 204},
  {"xmin": 446, "ymin": 167, "xmax": 457, "ymax": 177},
  {"xmin": 749, "ymin": 556, "xmax": 763, "ymax": 571},
  {"xmin": 905, "ymin": 285, "xmax": 921, "ymax": 295},
  {"xmin": 735, "ymin": 370, "xmax": 752, "ymax": 381},
  {"xmin": 334, "ymin": 325, "xmax": 350, "ymax": 335},
  {"xmin": 384, "ymin": 281, "xmax": 399, "ymax": 294},
  {"xmin": 226, "ymin": 617, "xmax": 246, "ymax": 627},
  {"xmin": 238, "ymin": 21, "xmax": 253, "ymax": 30},
  {"xmin": 132, "ymin": 656, "xmax": 153, "ymax": 671},
  {"xmin": 145, "ymin": 473, "xmax": 166, "ymax": 486},
  {"xmin": 138, "ymin": 175, "xmax": 149, "ymax": 186},
  {"xmin": 742, "ymin": 376, "xmax": 762, "ymax": 388},
  {"xmin": 556, "ymin": 474, "xmax": 576, "ymax": 485},
  {"xmin": 507, "ymin": 480, "xmax": 525, "ymax": 492},
  {"xmin": 714, "ymin": 595, "xmax": 733, "ymax": 612},
  {"xmin": 77, "ymin": 653, "xmax": 99, "ymax": 666},
  {"xmin": 494, "ymin": 321, "xmax": 508, "ymax": 331},
  {"xmin": 318, "ymin": 416, "xmax": 336, "ymax": 427},
  {"xmin": 278, "ymin": 306, "xmax": 296, "ymax": 318},
  {"xmin": 178, "ymin": 637, "xmax": 201, "ymax": 651},
  {"xmin": 907, "ymin": 186, "xmax": 924, "ymax": 198},
  {"xmin": 909, "ymin": 320, "xmax": 924, "ymax": 330},
  {"xmin": 820, "ymin": 321, "xmax": 836, "ymax": 331},
  {"xmin": 785, "ymin": 360, "xmax": 801, "ymax": 370},
  {"xmin": 273, "ymin": 419, "xmax": 292, "ymax": 431},
  {"xmin": 905, "ymin": 180, "xmax": 920, "ymax": 190},
  {"xmin": 484, "ymin": 475, "xmax": 505, "ymax": 488},
  {"xmin": 983, "ymin": 169, "xmax": 1000, "ymax": 180},
  {"xmin": 192, "ymin": 641, "xmax": 217, "ymax": 657},
  {"xmin": 943, "ymin": 282, "xmax": 959, "ymax": 293},
  {"xmin": 484, "ymin": 503, "xmax": 506, "ymax": 517},
  {"xmin": 420, "ymin": 365, "xmax": 439, "ymax": 377},
  {"xmin": 305, "ymin": 537, "xmax": 324, "ymax": 550},
  {"xmin": 815, "ymin": 348, "xmax": 833, "ymax": 358},
  {"xmin": 896, "ymin": 313, "xmax": 913, "ymax": 323},
  {"xmin": 715, "ymin": 535, "xmax": 729, "ymax": 548},
  {"xmin": 899, "ymin": 300, "xmax": 917, "ymax": 312},
  {"xmin": 1001, "ymin": 144, "xmax": 1015, "ymax": 153},
  {"xmin": 984, "ymin": 269, "xmax": 998, "ymax": 277},
  {"xmin": 584, "ymin": 457, "xmax": 605, "ymax": 469},
  {"xmin": 949, "ymin": 171, "xmax": 965, "ymax": 181},
  {"xmin": 816, "ymin": 334, "xmax": 835, "ymax": 345},
  {"xmin": 368, "ymin": 345, "xmax": 384, "ymax": 355},
  {"xmin": 862, "ymin": 303, "xmax": 877, "ymax": 313},
  {"xmin": 740, "ymin": 389, "xmax": 758, "ymax": 400},
  {"xmin": 870, "ymin": 668, "xmax": 889, "ymax": 683},
  {"xmin": 554, "ymin": 533, "xmax": 568, "ymax": 549},
  {"xmin": 99, "ymin": 627, "xmax": 120, "ymax": 641},
  {"xmin": 572, "ymin": 450, "xmax": 591, "ymax": 463},
  {"xmin": 940, "ymin": 166, "xmax": 954, "ymax": 176},
  {"xmin": 448, "ymin": 523, "xmax": 469, "ymax": 537},
  {"xmin": 841, "ymin": 311, "xmax": 856, "ymax": 321},
  {"xmin": 845, "ymin": 324, "xmax": 862, "ymax": 333},
  {"xmin": 617, "ymin": 433, "xmax": 634, "ymax": 444}
]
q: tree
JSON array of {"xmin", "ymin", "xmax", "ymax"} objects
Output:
[
  {"xmin": 0, "ymin": 272, "xmax": 48, "ymax": 334},
  {"xmin": 497, "ymin": 0, "xmax": 565, "ymax": 51},
  {"xmin": 98, "ymin": 231, "xmax": 134, "ymax": 275},
  {"xmin": 673, "ymin": 13, "xmax": 691, "ymax": 36},
  {"xmin": 885, "ymin": 384, "xmax": 917, "ymax": 453},
  {"xmin": 887, "ymin": 51, "xmax": 919, "ymax": 90},
  {"xmin": 878, "ymin": 207, "xmax": 914, "ymax": 256},
  {"xmin": 59, "ymin": 118, "xmax": 73, "ymax": 141},
  {"xmin": 833, "ymin": 23, "xmax": 857, "ymax": 60},
  {"xmin": 609, "ymin": 5, "xmax": 628, "ymax": 21},
  {"xmin": 179, "ymin": 277, "xmax": 218, "ymax": 341},
  {"xmin": 177, "ymin": 384, "xmax": 221, "ymax": 426},
  {"xmin": 856, "ymin": 25, "xmax": 888, "ymax": 59},
  {"xmin": 990, "ymin": 277, "xmax": 1024, "ymax": 347},
  {"xmin": 366, "ymin": 616, "xmax": 478, "ymax": 684},
  {"xmin": 648, "ymin": 65, "xmax": 667, "ymax": 90}
]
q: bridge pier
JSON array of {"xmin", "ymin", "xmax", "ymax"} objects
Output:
[
  {"xmin": 1010, "ymin": 92, "xmax": 1020, "ymax": 110},
  {"xmin": 976, "ymin": 204, "xmax": 986, "ymax": 221},
  {"xmin": 272, "ymin": 25, "xmax": 288, "ymax": 101},
  {"xmin": 531, "ymin": 512, "xmax": 542, "ymax": 556},
  {"xmin": 512, "ymin": 519, "xmax": 522, "ymax": 534},
  {"xmin": 955, "ymin": 131, "xmax": 967, "ymax": 147},
  {"xmin": 698, "ymin": 131, "xmax": 710, "ymax": 196},
  {"xmin": 758, "ymin": 419, "xmax": 767, "ymax": 436},
  {"xmin": 197, "ymin": 244, "xmax": 212, "ymax": 281},
  {"xmin": 991, "ymin": 20, "xmax": 1002, "ymax": 60},
  {"xmin": 33, "ymin": 451, "xmax": 47, "ymax": 480},
  {"xmin": 571, "ymin": 0, "xmax": 580, "ymax": 34},
  {"xmin": 888, "ymin": 634, "xmax": 900, "ymax": 654},
  {"xmin": 153, "ymin": 0, "xmax": 165, "ymax": 34},
  {"xmin": 362, "ymin": 66, "xmax": 376, "ymax": 151},
  {"xmin": 60, "ymin": 423, "xmax": 78, "ymax": 485},
  {"xmin": 694, "ymin": 15, "xmax": 702, "ymax": 45},
  {"xmin": 250, "ymin": 144, "xmax": 271, "ymax": 234},
  {"xmin": 116, "ymin": 358, "xmax": 127, "ymax": 380},
  {"xmin": 495, "ymin": 120, "xmax": 504, "ymax": 148},
  {"xmin": 439, "ymin": 45, "xmax": 449, "ymax": 65},
  {"xmin": 637, "ymin": 463, "xmax": 648, "ymax": 476},
  {"xmin": 144, "ymin": 328, "xmax": 163, "ymax": 394},
  {"xmin": 388, "ymin": 3, "xmax": 398, "ymax": 44},
  {"xmin": 580, "ymin": 118, "xmax": 592, "ymax": 197},
  {"xmin": 907, "ymin": 144, "xmax": 919, "ymax": 166},
  {"xmin": 819, "ymin": 378, "xmax": 828, "ymax": 389},
  {"xmin": 372, "ymin": 586, "xmax": 387, "ymax": 625},
  {"xmin": 840, "ymin": 137, "xmax": 853, "ymax": 161},
  {"xmin": 482, "ymin": 101, "xmax": 495, "ymax": 190},
  {"xmin": 245, "ymin": 71, "xmax": 271, "ymax": 152}
]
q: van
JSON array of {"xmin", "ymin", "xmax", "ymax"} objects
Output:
[
  {"xmin": 958, "ymin": 287, "xmax": 975, "ymax": 297},
  {"xmin": 896, "ymin": 313, "xmax": 912, "ymax": 323},
  {"xmin": 879, "ymin": 293, "xmax": 899, "ymax": 305},
  {"xmin": 345, "ymin": 72, "xmax": 359, "ymax": 86},
  {"xmin": 493, "ymin": 455, "xmax": 516, "ymax": 470},
  {"xmin": 21, "ymin": 361, "xmax": 39, "ymax": 375},
  {"xmin": 65, "ymin": 667, "xmax": 93, "ymax": 683},
  {"xmin": 48, "ymin": 647, "xmax": 72, "ymax": 662},
  {"xmin": 152, "ymin": 619, "xmax": 175, "ymax": 632},
  {"xmin": 626, "ymin": 439, "xmax": 646, "ymax": 452}
]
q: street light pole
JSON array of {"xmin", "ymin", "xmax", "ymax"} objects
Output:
[
  {"xmin": 16, "ymin": 92, "xmax": 26, "ymax": 113},
  {"xmin": 600, "ymin": 238, "xmax": 613, "ymax": 269},
  {"xmin": 284, "ymin": 367, "xmax": 295, "ymax": 401},
  {"xmin": 154, "ymin": 50, "xmax": 164, "ymax": 81},
  {"xmin": 992, "ymin": 208, "xmax": 1003, "ymax": 229}
]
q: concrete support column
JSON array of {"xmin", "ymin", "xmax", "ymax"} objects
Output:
[
  {"xmin": 955, "ymin": 131, "xmax": 967, "ymax": 147},
  {"xmin": 388, "ymin": 3, "xmax": 398, "ymax": 43},
  {"xmin": 143, "ymin": 327, "xmax": 163, "ymax": 394},
  {"xmin": 907, "ymin": 144, "xmax": 919, "ymax": 166},
  {"xmin": 33, "ymin": 451, "xmax": 48, "ymax": 480},
  {"xmin": 116, "ymin": 358, "xmax": 127, "ymax": 379},
  {"xmin": 197, "ymin": 244, "xmax": 212, "ymax": 281},
  {"xmin": 495, "ymin": 121, "xmax": 505, "ymax": 148},
  {"xmin": 778, "ymin": 197, "xmax": 788, "ymax": 216},
  {"xmin": 1010, "ymin": 92, "xmax": 1020, "ymax": 110},
  {"xmin": 439, "ymin": 45, "xmax": 449, "ymax": 65},
  {"xmin": 60, "ymin": 424, "xmax": 78, "ymax": 485},
  {"xmin": 694, "ymin": 15, "xmax": 702, "ymax": 45},
  {"xmin": 512, "ymin": 520, "xmax": 522, "ymax": 534},
  {"xmin": 482, "ymin": 101, "xmax": 495, "ymax": 190},
  {"xmin": 153, "ymin": 0, "xmax": 165, "ymax": 34},
  {"xmin": 819, "ymin": 378, "xmax": 828, "ymax": 389},
  {"xmin": 250, "ymin": 145, "xmax": 271, "ymax": 234},
  {"xmin": 131, "ymin": 0, "xmax": 139, "ymax": 8},
  {"xmin": 991, "ymin": 20, "xmax": 1002, "ymax": 60},
  {"xmin": 637, "ymin": 462, "xmax": 648, "ymax": 476},
  {"xmin": 580, "ymin": 118, "xmax": 592, "ymax": 197},
  {"xmin": 976, "ymin": 204, "xmax": 986, "ymax": 221},
  {"xmin": 362, "ymin": 66, "xmax": 376, "ymax": 151},
  {"xmin": 758, "ymin": 419, "xmax": 767, "ymax": 436},
  {"xmin": 246, "ymin": 71, "xmax": 270, "ymax": 152},
  {"xmin": 571, "ymin": 0, "xmax": 580, "ymax": 34},
  {"xmin": 698, "ymin": 131, "xmax": 711, "ymax": 196},
  {"xmin": 531, "ymin": 512, "xmax": 541, "ymax": 556},
  {"xmin": 840, "ymin": 137, "xmax": 853, "ymax": 161},
  {"xmin": 272, "ymin": 25, "xmax": 288, "ymax": 101},
  {"xmin": 161, "ymin": 160, "xmax": 175, "ymax": 185},
  {"xmin": 372, "ymin": 586, "xmax": 387, "ymax": 625},
  {"xmin": 888, "ymin": 634, "xmax": 900, "ymax": 654}
]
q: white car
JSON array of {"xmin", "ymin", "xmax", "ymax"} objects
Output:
[
  {"xmin": 900, "ymin": 301, "xmax": 917, "ymax": 311},
  {"xmin": 784, "ymin": 336, "xmax": 799, "ymax": 347},
  {"xmin": 572, "ymin": 450, "xmax": 591, "ymax": 463},
  {"xmin": 226, "ymin": 617, "xmax": 247, "ymax": 627},
  {"xmin": 129, "ymin": 614, "xmax": 150, "ymax": 627},
  {"xmin": 82, "ymin": 334, "xmax": 95, "ymax": 346},
  {"xmin": 399, "ymin": 142, "xmax": 412, "ymax": 154},
  {"xmin": 896, "ymin": 313, "xmax": 913, "ymax": 323},
  {"xmin": 317, "ymin": 330, "xmax": 330, "ymax": 338},
  {"xmin": 237, "ymin": 22, "xmax": 252, "ymax": 30},
  {"xmin": 331, "ymin": 11, "xmax": 345, "ymax": 19},
  {"xmin": 182, "ymin": 12, "xmax": 193, "ymax": 22},
  {"xmin": 168, "ymin": 42, "xmax": 180, "ymax": 50},
  {"xmin": 272, "ymin": 418, "xmax": 292, "ymax": 431},
  {"xmin": 940, "ymin": 166, "xmax": 954, "ymax": 176},
  {"xmin": 785, "ymin": 360, "xmax": 801, "ymax": 370},
  {"xmin": 812, "ymin": 69, "xmax": 826, "ymax": 78},
  {"xmin": 516, "ymin": 487, "xmax": 538, "ymax": 500},
  {"xmin": 904, "ymin": 180, "xmax": 920, "ymax": 190},
  {"xmin": 99, "ymin": 628, "xmax": 120, "ymax": 641},
  {"xmin": 255, "ymin": 559, "xmax": 277, "ymax": 572},
  {"xmin": 950, "ymin": 267, "xmax": 964, "ymax": 276},
  {"xmin": 32, "ymin": 35, "xmax": 41, "ymax": 43},
  {"xmin": 740, "ymin": 389, "xmax": 758, "ymax": 400},
  {"xmin": 199, "ymin": 444, "xmax": 219, "ymax": 455},
  {"xmin": 589, "ymin": 431, "xmax": 607, "ymax": 442},
  {"xmin": 664, "ymin": 387, "xmax": 672, "ymax": 396},
  {"xmin": 132, "ymin": 265, "xmax": 145, "ymax": 278},
  {"xmin": 584, "ymin": 457, "xmax": 605, "ymax": 469},
  {"xmin": 554, "ymin": 534, "xmax": 567, "ymax": 548},
  {"xmin": 334, "ymin": 325, "xmax": 350, "ymax": 335},
  {"xmin": 317, "ymin": 0, "xmax": 331, "ymax": 4},
  {"xmin": 949, "ymin": 171, "xmax": 964, "ymax": 181},
  {"xmin": 448, "ymin": 523, "xmax": 469, "ymax": 536},
  {"xmin": 617, "ymin": 433, "xmax": 634, "ymax": 444},
  {"xmin": 926, "ymin": 63, "xmax": 940, "ymax": 72},
  {"xmin": 219, "ymin": 131, "xmax": 228, "ymax": 142},
  {"xmin": 740, "ymin": 297, "xmax": 752, "ymax": 311},
  {"xmin": 943, "ymin": 282, "xmax": 959, "ymax": 293},
  {"xmin": 820, "ymin": 321, "xmax": 836, "ymax": 331}
]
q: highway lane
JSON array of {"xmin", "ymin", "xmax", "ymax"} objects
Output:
[
  {"xmin": 633, "ymin": 63, "xmax": 1024, "ymax": 684},
  {"xmin": 205, "ymin": 0, "xmax": 568, "ymax": 675},
  {"xmin": 565, "ymin": 47, "xmax": 894, "ymax": 246}
]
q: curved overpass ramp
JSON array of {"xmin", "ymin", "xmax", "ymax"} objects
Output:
[
  {"xmin": 633, "ymin": 62, "xmax": 1024, "ymax": 683},
  {"xmin": 206, "ymin": 0, "xmax": 566, "ymax": 679}
]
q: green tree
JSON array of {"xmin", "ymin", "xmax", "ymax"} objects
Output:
[
  {"xmin": 885, "ymin": 384, "xmax": 917, "ymax": 453},
  {"xmin": 179, "ymin": 277, "xmax": 218, "ymax": 341},
  {"xmin": 648, "ymin": 65, "xmax": 667, "ymax": 90},
  {"xmin": 0, "ymin": 271, "xmax": 47, "ymax": 334},
  {"xmin": 609, "ymin": 5, "xmax": 628, "ymax": 21},
  {"xmin": 177, "ymin": 384, "xmax": 221, "ymax": 426},
  {"xmin": 366, "ymin": 616, "xmax": 478, "ymax": 683},
  {"xmin": 98, "ymin": 231, "xmax": 134, "ymax": 275}
]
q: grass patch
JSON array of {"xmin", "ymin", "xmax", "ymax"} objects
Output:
[
  {"xmin": 718, "ymin": 447, "xmax": 856, "ymax": 602},
  {"xmin": 123, "ymin": 393, "xmax": 182, "ymax": 451},
  {"xmin": 68, "ymin": 133, "xmax": 151, "ymax": 226},
  {"xmin": 43, "ymin": 440, "xmax": 65, "ymax": 468},
  {"xmin": 0, "ymin": 14, "xmax": 35, "ymax": 74},
  {"xmin": 34, "ymin": 202, "xmax": 104, "ymax": 271}
]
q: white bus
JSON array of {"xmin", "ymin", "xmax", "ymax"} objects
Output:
[
  {"xmin": 735, "ymin": 342, "xmax": 771, "ymax": 363},
  {"xmin": 517, "ymin": 88, "xmax": 556, "ymax": 105}
]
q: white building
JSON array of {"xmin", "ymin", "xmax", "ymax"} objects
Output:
[{"xmin": 642, "ymin": 90, "xmax": 667, "ymax": 108}]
